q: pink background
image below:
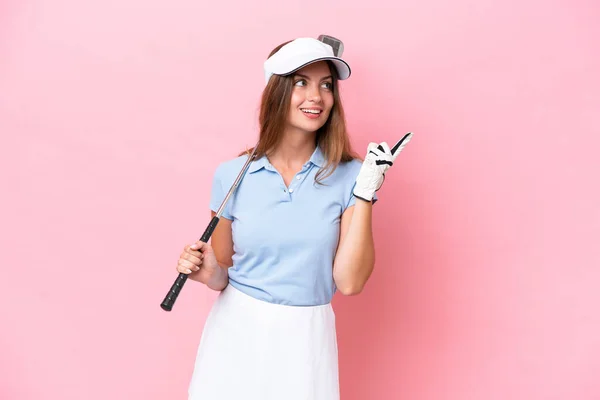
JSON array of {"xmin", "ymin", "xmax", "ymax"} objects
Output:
[{"xmin": 1, "ymin": 0, "xmax": 599, "ymax": 399}]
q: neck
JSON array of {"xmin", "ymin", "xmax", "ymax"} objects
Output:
[{"xmin": 269, "ymin": 128, "xmax": 317, "ymax": 169}]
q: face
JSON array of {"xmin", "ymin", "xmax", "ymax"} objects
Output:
[{"xmin": 286, "ymin": 61, "xmax": 335, "ymax": 134}]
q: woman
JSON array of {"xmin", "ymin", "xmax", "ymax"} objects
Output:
[{"xmin": 176, "ymin": 36, "xmax": 410, "ymax": 400}]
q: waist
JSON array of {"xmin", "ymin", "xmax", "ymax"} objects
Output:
[
  {"xmin": 222, "ymin": 282, "xmax": 333, "ymax": 310},
  {"xmin": 227, "ymin": 266, "xmax": 335, "ymax": 306}
]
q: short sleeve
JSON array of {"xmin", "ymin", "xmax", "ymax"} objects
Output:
[
  {"xmin": 345, "ymin": 186, "xmax": 378, "ymax": 209},
  {"xmin": 209, "ymin": 163, "xmax": 233, "ymax": 220}
]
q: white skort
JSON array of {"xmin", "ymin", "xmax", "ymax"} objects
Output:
[{"xmin": 188, "ymin": 283, "xmax": 340, "ymax": 400}]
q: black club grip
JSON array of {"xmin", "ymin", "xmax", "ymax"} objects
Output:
[
  {"xmin": 160, "ymin": 273, "xmax": 188, "ymax": 311},
  {"xmin": 160, "ymin": 216, "xmax": 220, "ymax": 311}
]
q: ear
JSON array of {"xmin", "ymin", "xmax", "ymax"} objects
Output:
[{"xmin": 390, "ymin": 132, "xmax": 414, "ymax": 157}]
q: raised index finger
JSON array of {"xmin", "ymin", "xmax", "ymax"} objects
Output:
[{"xmin": 390, "ymin": 132, "xmax": 414, "ymax": 159}]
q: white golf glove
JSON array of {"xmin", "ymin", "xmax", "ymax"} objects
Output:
[{"xmin": 353, "ymin": 132, "xmax": 414, "ymax": 202}]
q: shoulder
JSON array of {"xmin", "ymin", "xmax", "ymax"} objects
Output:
[
  {"xmin": 319, "ymin": 157, "xmax": 363, "ymax": 190},
  {"xmin": 334, "ymin": 157, "xmax": 364, "ymax": 178},
  {"xmin": 346, "ymin": 157, "xmax": 364, "ymax": 170},
  {"xmin": 213, "ymin": 154, "xmax": 251, "ymax": 182}
]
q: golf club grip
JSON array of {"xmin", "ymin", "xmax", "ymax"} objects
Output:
[{"xmin": 160, "ymin": 216, "xmax": 220, "ymax": 311}]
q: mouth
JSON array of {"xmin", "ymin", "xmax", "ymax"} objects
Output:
[{"xmin": 300, "ymin": 108, "xmax": 323, "ymax": 118}]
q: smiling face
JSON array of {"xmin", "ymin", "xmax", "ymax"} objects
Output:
[{"xmin": 286, "ymin": 61, "xmax": 335, "ymax": 135}]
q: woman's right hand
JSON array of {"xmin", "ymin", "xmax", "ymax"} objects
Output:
[{"xmin": 176, "ymin": 241, "xmax": 221, "ymax": 284}]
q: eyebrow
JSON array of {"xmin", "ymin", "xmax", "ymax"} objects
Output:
[{"xmin": 294, "ymin": 73, "xmax": 333, "ymax": 81}]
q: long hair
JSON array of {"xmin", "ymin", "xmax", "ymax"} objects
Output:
[{"xmin": 239, "ymin": 40, "xmax": 360, "ymax": 184}]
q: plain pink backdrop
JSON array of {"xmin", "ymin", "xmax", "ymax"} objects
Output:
[{"xmin": 1, "ymin": 0, "xmax": 599, "ymax": 399}]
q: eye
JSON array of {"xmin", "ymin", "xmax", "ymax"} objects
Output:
[
  {"xmin": 294, "ymin": 79, "xmax": 307, "ymax": 87},
  {"xmin": 322, "ymin": 81, "xmax": 333, "ymax": 90}
]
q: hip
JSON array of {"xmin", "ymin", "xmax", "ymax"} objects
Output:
[{"xmin": 188, "ymin": 284, "xmax": 340, "ymax": 399}]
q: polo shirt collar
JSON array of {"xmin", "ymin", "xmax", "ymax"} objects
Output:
[{"xmin": 248, "ymin": 145, "xmax": 325, "ymax": 173}]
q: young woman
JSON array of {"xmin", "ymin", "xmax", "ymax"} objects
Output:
[{"xmin": 175, "ymin": 36, "xmax": 410, "ymax": 400}]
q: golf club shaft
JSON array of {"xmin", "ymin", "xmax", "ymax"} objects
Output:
[{"xmin": 160, "ymin": 144, "xmax": 259, "ymax": 311}]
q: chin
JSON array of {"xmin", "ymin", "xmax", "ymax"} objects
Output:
[
  {"xmin": 291, "ymin": 119, "xmax": 327, "ymax": 134},
  {"xmin": 297, "ymin": 124, "xmax": 324, "ymax": 134}
]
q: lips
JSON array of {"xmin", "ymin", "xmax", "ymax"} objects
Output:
[{"xmin": 300, "ymin": 108, "xmax": 322, "ymax": 119}]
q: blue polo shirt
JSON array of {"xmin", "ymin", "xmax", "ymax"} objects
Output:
[{"xmin": 209, "ymin": 145, "xmax": 376, "ymax": 306}]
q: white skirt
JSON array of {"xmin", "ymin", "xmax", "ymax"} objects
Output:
[{"xmin": 188, "ymin": 284, "xmax": 340, "ymax": 400}]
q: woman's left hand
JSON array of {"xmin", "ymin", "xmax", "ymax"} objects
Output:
[{"xmin": 353, "ymin": 132, "xmax": 413, "ymax": 202}]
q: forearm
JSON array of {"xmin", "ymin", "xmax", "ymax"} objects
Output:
[
  {"xmin": 206, "ymin": 263, "xmax": 229, "ymax": 291},
  {"xmin": 188, "ymin": 262, "xmax": 230, "ymax": 291},
  {"xmin": 333, "ymin": 199, "xmax": 375, "ymax": 294}
]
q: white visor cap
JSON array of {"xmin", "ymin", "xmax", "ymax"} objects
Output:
[{"xmin": 263, "ymin": 37, "xmax": 351, "ymax": 84}]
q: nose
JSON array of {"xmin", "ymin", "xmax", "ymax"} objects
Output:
[{"xmin": 306, "ymin": 82, "xmax": 322, "ymax": 103}]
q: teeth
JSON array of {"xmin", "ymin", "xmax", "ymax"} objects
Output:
[{"xmin": 301, "ymin": 109, "xmax": 321, "ymax": 114}]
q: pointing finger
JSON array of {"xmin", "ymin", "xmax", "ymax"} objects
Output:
[{"xmin": 390, "ymin": 132, "xmax": 414, "ymax": 158}]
